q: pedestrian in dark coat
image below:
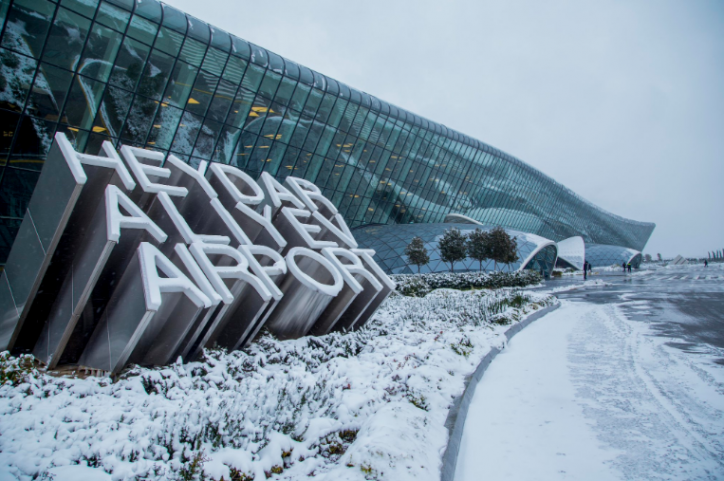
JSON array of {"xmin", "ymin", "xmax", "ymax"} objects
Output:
[
  {"xmin": 627, "ymin": 262, "xmax": 632, "ymax": 273},
  {"xmin": 583, "ymin": 261, "xmax": 587, "ymax": 280},
  {"xmin": 622, "ymin": 261, "xmax": 626, "ymax": 273}
]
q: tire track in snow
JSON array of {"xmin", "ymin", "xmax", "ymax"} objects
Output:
[{"xmin": 567, "ymin": 303, "xmax": 724, "ymax": 480}]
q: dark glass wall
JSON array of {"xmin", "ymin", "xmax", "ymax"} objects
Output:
[{"xmin": 0, "ymin": 0, "xmax": 655, "ymax": 266}]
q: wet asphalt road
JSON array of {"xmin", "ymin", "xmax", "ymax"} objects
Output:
[{"xmin": 546, "ymin": 265, "xmax": 724, "ymax": 364}]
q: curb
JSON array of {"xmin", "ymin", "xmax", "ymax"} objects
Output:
[{"xmin": 439, "ymin": 302, "xmax": 561, "ymax": 481}]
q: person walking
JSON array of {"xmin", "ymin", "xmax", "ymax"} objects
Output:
[
  {"xmin": 583, "ymin": 261, "xmax": 587, "ymax": 280},
  {"xmin": 588, "ymin": 262, "xmax": 593, "ymax": 275},
  {"xmin": 622, "ymin": 261, "xmax": 627, "ymax": 273},
  {"xmin": 704, "ymin": 259, "xmax": 708, "ymax": 267},
  {"xmin": 627, "ymin": 262, "xmax": 632, "ymax": 273}
]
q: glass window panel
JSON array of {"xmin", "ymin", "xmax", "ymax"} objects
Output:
[
  {"xmin": 62, "ymin": 75, "xmax": 105, "ymax": 131},
  {"xmin": 278, "ymin": 145, "xmax": 300, "ymax": 178},
  {"xmin": 241, "ymin": 62, "xmax": 264, "ymax": 92},
  {"xmin": 180, "ymin": 36, "xmax": 207, "ymax": 67},
  {"xmin": 225, "ymin": 86, "xmax": 253, "ymax": 128},
  {"xmin": 0, "ymin": 111, "xmax": 20, "ymax": 165},
  {"xmin": 289, "ymin": 82, "xmax": 310, "ymax": 113},
  {"xmin": 127, "ymin": 14, "xmax": 158, "ymax": 46},
  {"xmin": 186, "ymin": 70, "xmax": 218, "ymax": 116},
  {"xmin": 1, "ymin": 0, "xmax": 54, "ymax": 59},
  {"xmin": 120, "ymin": 94, "xmax": 158, "ymax": 145},
  {"xmin": 0, "ymin": 49, "xmax": 35, "ymax": 112},
  {"xmin": 77, "ymin": 24, "xmax": 122, "ymax": 83},
  {"xmin": 275, "ymin": 109, "xmax": 297, "ymax": 143},
  {"xmin": 250, "ymin": 44, "xmax": 267, "ymax": 67},
  {"xmin": 206, "ymin": 78, "xmax": 234, "ymax": 123},
  {"xmin": 273, "ymin": 76, "xmax": 296, "ymax": 107},
  {"xmin": 210, "ymin": 27, "xmax": 230, "ymax": 52},
  {"xmin": 105, "ymin": 0, "xmax": 133, "ymax": 11},
  {"xmin": 95, "ymin": 1, "xmax": 131, "ymax": 32},
  {"xmin": 297, "ymin": 65, "xmax": 314, "ymax": 86},
  {"xmin": 262, "ymin": 141, "xmax": 287, "ymax": 176},
  {"xmin": 302, "ymin": 87, "xmax": 322, "ymax": 117},
  {"xmin": 287, "ymin": 112, "xmax": 311, "ymax": 148},
  {"xmin": 155, "ymin": 26, "xmax": 184, "ymax": 56},
  {"xmin": 222, "ymin": 55, "xmax": 246, "ymax": 85},
  {"xmin": 42, "ymin": 7, "xmax": 91, "ymax": 71},
  {"xmin": 283, "ymin": 59, "xmax": 299, "ymax": 80},
  {"xmin": 0, "ymin": 167, "xmax": 39, "ymax": 217},
  {"xmin": 312, "ymin": 71, "xmax": 325, "ymax": 90},
  {"xmin": 314, "ymin": 93, "xmax": 336, "ymax": 124},
  {"xmin": 186, "ymin": 15, "xmax": 209, "ymax": 43},
  {"xmin": 258, "ymin": 70, "xmax": 281, "ymax": 99},
  {"xmin": 163, "ymin": 60, "xmax": 196, "ymax": 108},
  {"xmin": 25, "ymin": 62, "xmax": 73, "ymax": 121},
  {"xmin": 192, "ymin": 117, "xmax": 221, "ymax": 159},
  {"xmin": 146, "ymin": 103, "xmax": 181, "ymax": 149},
  {"xmin": 201, "ymin": 47, "xmax": 228, "ymax": 77},
  {"xmin": 212, "ymin": 124, "xmax": 240, "ymax": 164},
  {"xmin": 233, "ymin": 130, "xmax": 256, "ymax": 168},
  {"xmin": 267, "ymin": 51, "xmax": 284, "ymax": 73},
  {"xmin": 327, "ymin": 98, "xmax": 348, "ymax": 130},
  {"xmin": 245, "ymin": 135, "xmax": 272, "ymax": 174},
  {"xmin": 93, "ymin": 84, "xmax": 131, "ymax": 137},
  {"xmin": 326, "ymin": 78, "xmax": 339, "ymax": 95},
  {"xmin": 134, "ymin": 0, "xmax": 162, "ymax": 22},
  {"xmin": 109, "ymin": 37, "xmax": 150, "ymax": 91},
  {"xmin": 137, "ymin": 48, "xmax": 173, "ymax": 100},
  {"xmin": 314, "ymin": 125, "xmax": 335, "ymax": 156},
  {"xmin": 61, "ymin": 0, "xmax": 98, "ymax": 19},
  {"xmin": 9, "ymin": 116, "xmax": 56, "ymax": 170},
  {"xmin": 170, "ymin": 110, "xmax": 202, "ymax": 155},
  {"xmin": 231, "ymin": 36, "xmax": 250, "ymax": 60},
  {"xmin": 161, "ymin": 4, "xmax": 186, "ymax": 33}
]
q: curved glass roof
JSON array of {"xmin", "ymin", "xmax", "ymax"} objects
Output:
[{"xmin": 0, "ymin": 0, "xmax": 655, "ymax": 265}]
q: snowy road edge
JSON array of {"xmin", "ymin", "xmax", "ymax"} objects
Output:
[{"xmin": 439, "ymin": 301, "xmax": 561, "ymax": 481}]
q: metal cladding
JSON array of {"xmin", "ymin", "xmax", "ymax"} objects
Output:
[{"xmin": 0, "ymin": 133, "xmax": 393, "ymax": 373}]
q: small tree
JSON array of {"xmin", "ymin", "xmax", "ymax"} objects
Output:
[
  {"xmin": 488, "ymin": 226, "xmax": 518, "ymax": 271},
  {"xmin": 644, "ymin": 253, "xmax": 652, "ymax": 262},
  {"xmin": 438, "ymin": 227, "xmax": 467, "ymax": 272},
  {"xmin": 467, "ymin": 228, "xmax": 491, "ymax": 271},
  {"xmin": 404, "ymin": 236, "xmax": 429, "ymax": 273}
]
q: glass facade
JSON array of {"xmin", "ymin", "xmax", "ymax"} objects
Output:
[
  {"xmin": 0, "ymin": 0, "xmax": 655, "ymax": 266},
  {"xmin": 586, "ymin": 244, "xmax": 642, "ymax": 269},
  {"xmin": 352, "ymin": 223, "xmax": 558, "ymax": 275}
]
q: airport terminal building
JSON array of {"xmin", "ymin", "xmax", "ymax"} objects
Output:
[{"xmin": 0, "ymin": 0, "xmax": 654, "ymax": 275}]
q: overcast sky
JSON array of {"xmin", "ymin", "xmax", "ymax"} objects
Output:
[{"xmin": 165, "ymin": 0, "xmax": 724, "ymax": 258}]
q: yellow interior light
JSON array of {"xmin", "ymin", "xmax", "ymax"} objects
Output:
[
  {"xmin": 67, "ymin": 127, "xmax": 79, "ymax": 132},
  {"xmin": 92, "ymin": 126, "xmax": 106, "ymax": 133},
  {"xmin": 248, "ymin": 112, "xmax": 259, "ymax": 117},
  {"xmin": 153, "ymin": 124, "xmax": 162, "ymax": 128},
  {"xmin": 187, "ymin": 98, "xmax": 200, "ymax": 105}
]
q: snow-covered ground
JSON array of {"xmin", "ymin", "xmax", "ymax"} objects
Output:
[
  {"xmin": 0, "ymin": 288, "xmax": 555, "ymax": 481},
  {"xmin": 456, "ymin": 299, "xmax": 724, "ymax": 480}
]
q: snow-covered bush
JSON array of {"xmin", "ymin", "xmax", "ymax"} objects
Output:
[
  {"xmin": 391, "ymin": 270, "xmax": 542, "ymax": 297},
  {"xmin": 0, "ymin": 289, "xmax": 555, "ymax": 481}
]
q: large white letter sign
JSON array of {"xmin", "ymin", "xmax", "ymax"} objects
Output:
[{"xmin": 0, "ymin": 134, "xmax": 394, "ymax": 374}]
